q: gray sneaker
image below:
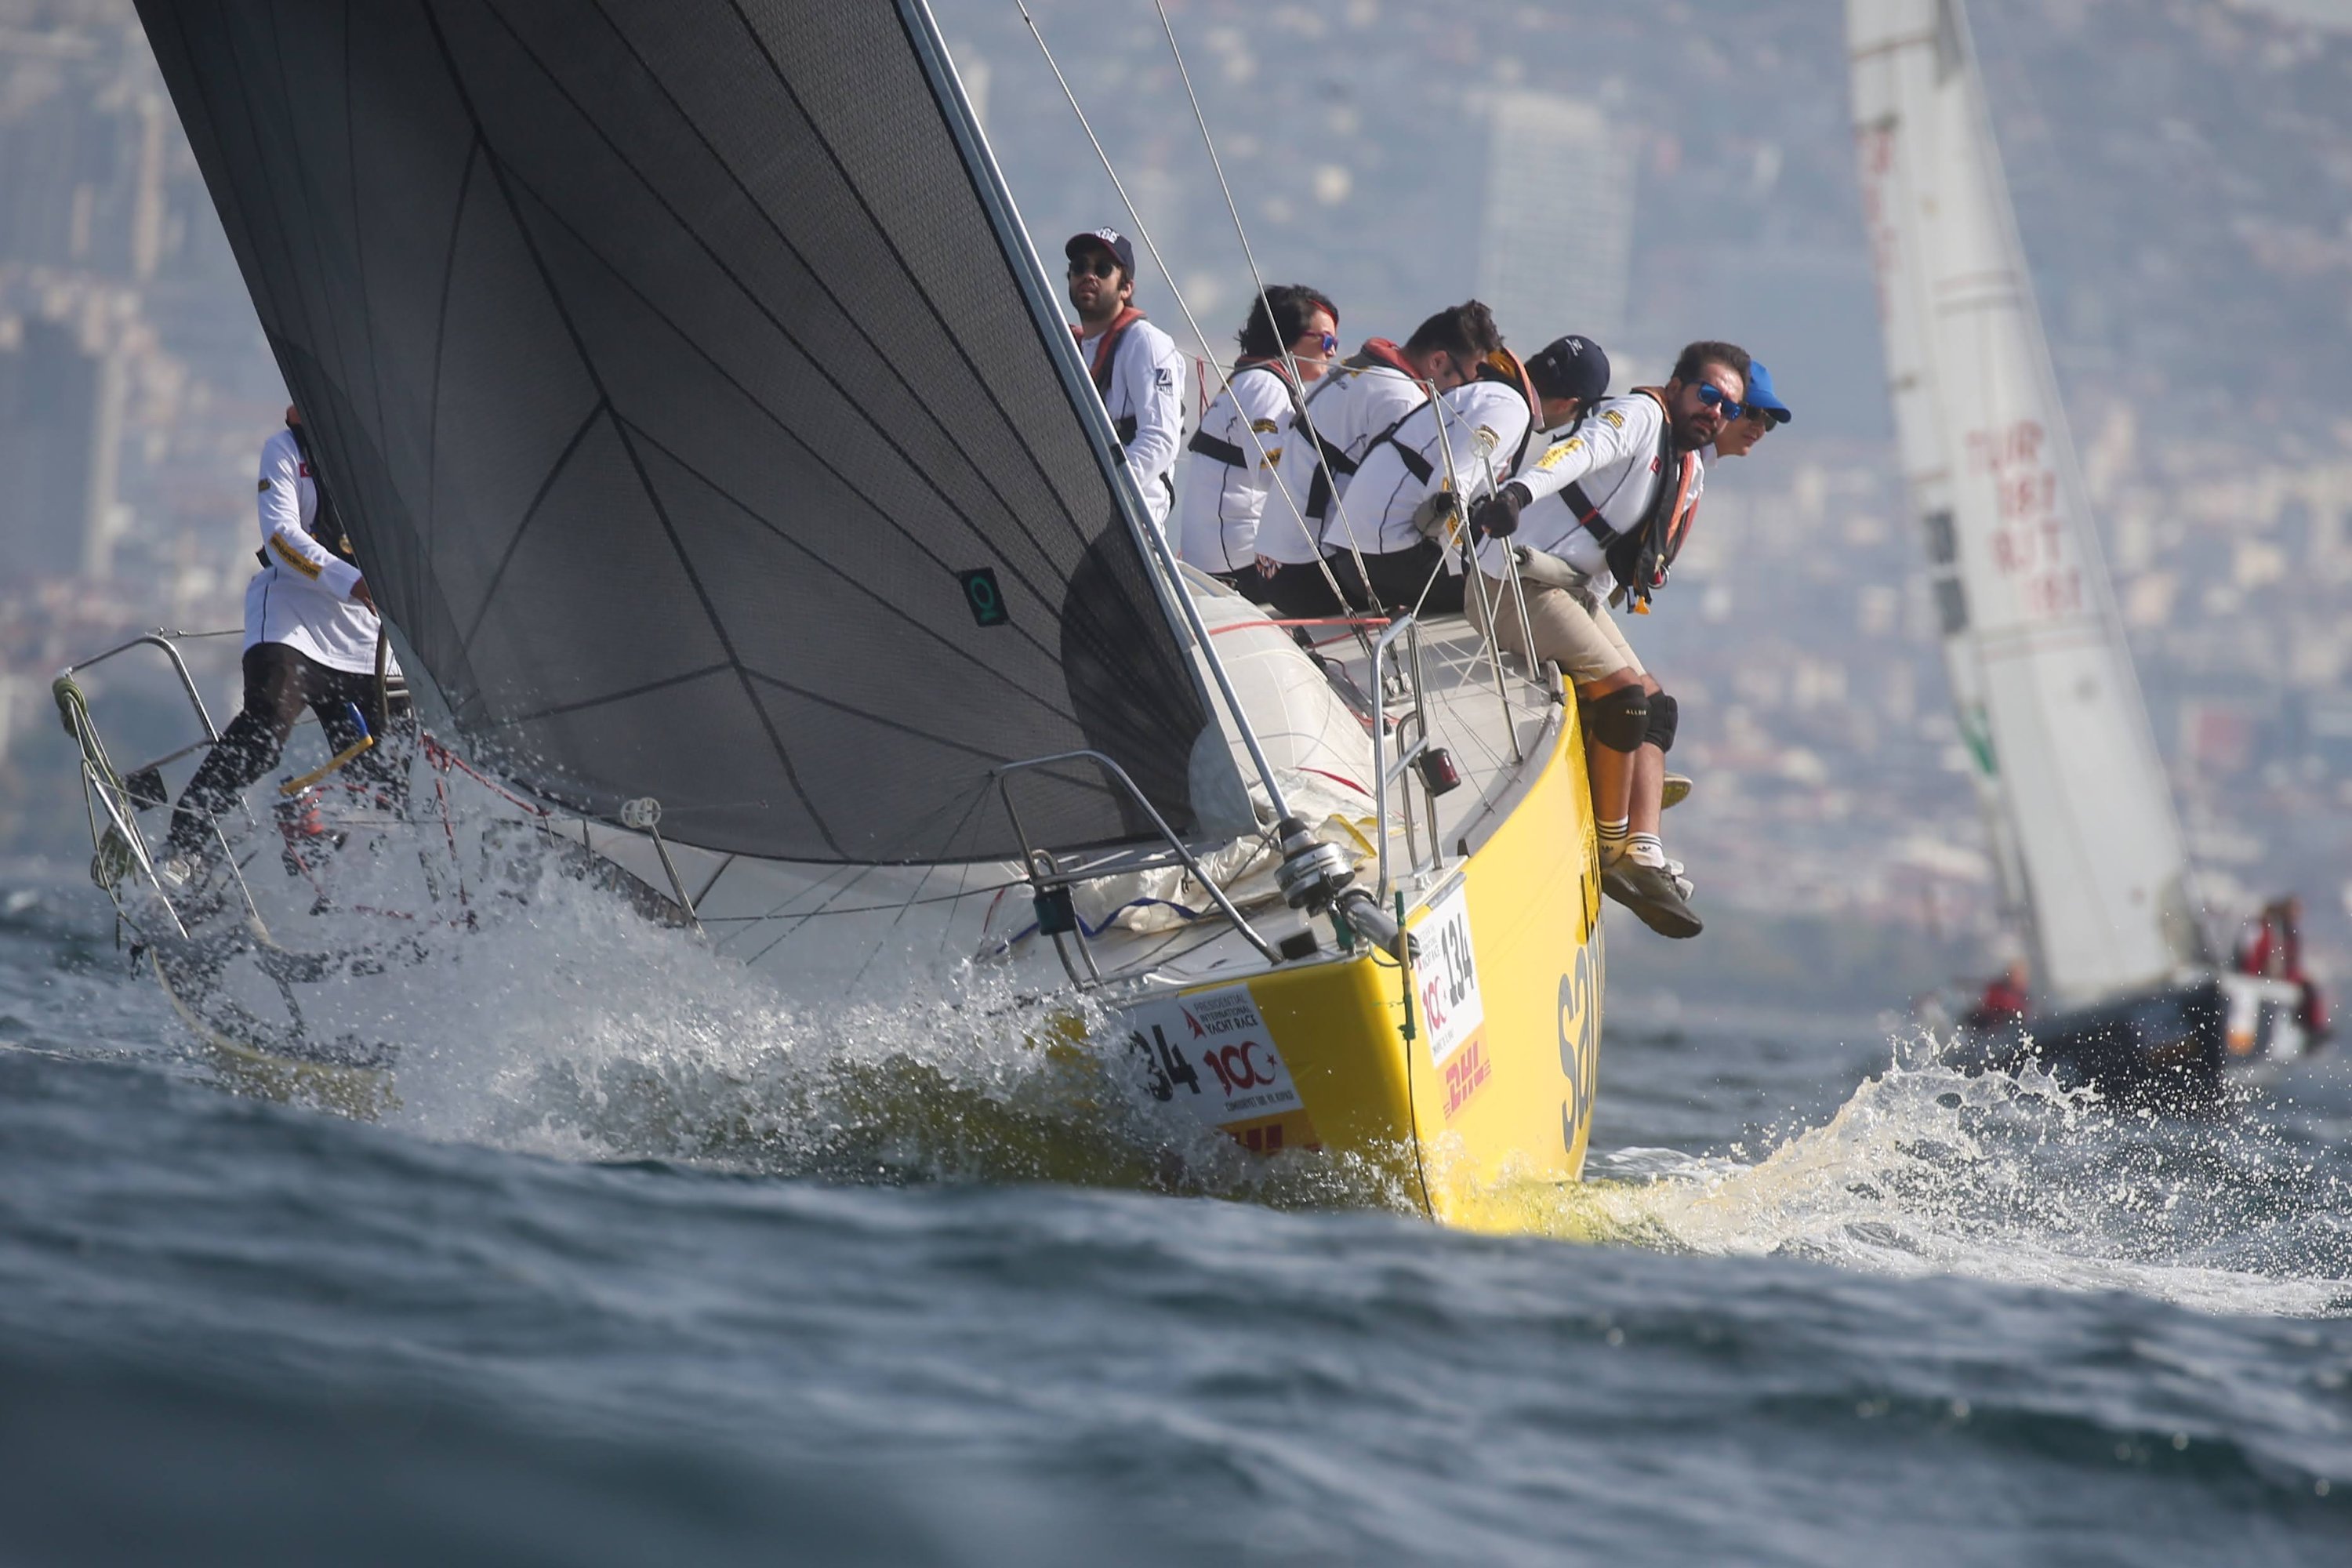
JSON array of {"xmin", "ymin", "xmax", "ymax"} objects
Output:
[{"xmin": 1602, "ymin": 858, "xmax": 1703, "ymax": 938}]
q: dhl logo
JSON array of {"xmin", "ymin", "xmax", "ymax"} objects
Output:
[{"xmin": 1443, "ymin": 1036, "xmax": 1490, "ymax": 1118}]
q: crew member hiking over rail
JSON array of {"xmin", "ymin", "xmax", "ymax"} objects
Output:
[
  {"xmin": 1257, "ymin": 305, "xmax": 1473, "ymax": 618},
  {"xmin": 1467, "ymin": 339, "xmax": 1752, "ymax": 938},
  {"xmin": 1176, "ymin": 283, "xmax": 1338, "ymax": 598}
]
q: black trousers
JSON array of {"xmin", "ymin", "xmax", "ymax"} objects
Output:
[
  {"xmin": 1204, "ymin": 565, "xmax": 1279, "ymax": 608},
  {"xmin": 165, "ymin": 642, "xmax": 403, "ymax": 858},
  {"xmin": 1258, "ymin": 561, "xmax": 1350, "ymax": 621},
  {"xmin": 1334, "ymin": 540, "xmax": 1465, "ymax": 618}
]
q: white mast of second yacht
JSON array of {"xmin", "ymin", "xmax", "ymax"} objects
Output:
[
  {"xmin": 1846, "ymin": 0, "xmax": 2207, "ymax": 1007},
  {"xmin": 1848, "ymin": 1, "xmax": 2029, "ymax": 940}
]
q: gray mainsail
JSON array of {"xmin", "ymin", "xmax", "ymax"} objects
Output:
[{"xmin": 133, "ymin": 0, "xmax": 1230, "ymax": 864}]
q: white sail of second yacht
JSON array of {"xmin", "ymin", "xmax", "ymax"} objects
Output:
[{"xmin": 1849, "ymin": 0, "xmax": 2207, "ymax": 1007}]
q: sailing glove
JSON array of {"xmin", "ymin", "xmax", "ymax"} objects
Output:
[
  {"xmin": 1408, "ymin": 488, "xmax": 1461, "ymax": 542},
  {"xmin": 1472, "ymin": 482, "xmax": 1531, "ymax": 539}
]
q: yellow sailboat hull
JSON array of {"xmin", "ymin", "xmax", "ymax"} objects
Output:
[
  {"xmin": 1120, "ymin": 699, "xmax": 1604, "ymax": 1226},
  {"xmin": 134, "ymin": 679, "xmax": 1605, "ymax": 1229}
]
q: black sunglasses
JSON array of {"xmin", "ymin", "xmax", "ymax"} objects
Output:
[{"xmin": 1066, "ymin": 256, "xmax": 1121, "ymax": 280}]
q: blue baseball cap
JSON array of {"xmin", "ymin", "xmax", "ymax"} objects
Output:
[{"xmin": 1744, "ymin": 360, "xmax": 1791, "ymax": 425}]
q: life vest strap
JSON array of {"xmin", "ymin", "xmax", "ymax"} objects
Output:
[
  {"xmin": 1563, "ymin": 481, "xmax": 1612, "ymax": 541},
  {"xmin": 1359, "ymin": 408, "xmax": 1433, "ymax": 488},
  {"xmin": 1189, "ymin": 361, "xmax": 1294, "ymax": 471},
  {"xmin": 1301, "ymin": 345, "xmax": 1424, "ymax": 518},
  {"xmin": 1571, "ymin": 387, "xmax": 1675, "ymax": 546},
  {"xmin": 1186, "ymin": 428, "xmax": 1249, "ymax": 468},
  {"xmin": 1076, "ymin": 307, "xmax": 1145, "ymax": 399},
  {"xmin": 1353, "ymin": 338, "xmax": 1419, "ymax": 379}
]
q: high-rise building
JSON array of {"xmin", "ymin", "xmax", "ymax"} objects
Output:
[
  {"xmin": 1474, "ymin": 92, "xmax": 1635, "ymax": 358},
  {"xmin": 0, "ymin": 25, "xmax": 174, "ymax": 284},
  {"xmin": 0, "ymin": 306, "xmax": 125, "ymax": 583}
]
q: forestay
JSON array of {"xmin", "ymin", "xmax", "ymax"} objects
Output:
[
  {"xmin": 1847, "ymin": 0, "xmax": 2207, "ymax": 1005},
  {"xmin": 134, "ymin": 0, "xmax": 1236, "ymax": 865}
]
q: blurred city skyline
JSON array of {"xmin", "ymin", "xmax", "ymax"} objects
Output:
[{"xmin": 0, "ymin": 0, "xmax": 2345, "ymax": 990}]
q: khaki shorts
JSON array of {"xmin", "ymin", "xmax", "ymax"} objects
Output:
[{"xmin": 1465, "ymin": 574, "xmax": 1643, "ymax": 685}]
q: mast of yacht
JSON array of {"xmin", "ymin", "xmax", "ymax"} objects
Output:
[
  {"xmin": 1849, "ymin": 13, "xmax": 2031, "ymax": 949},
  {"xmin": 1846, "ymin": 0, "xmax": 2209, "ymax": 1007}
]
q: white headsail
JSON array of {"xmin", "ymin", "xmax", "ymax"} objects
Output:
[{"xmin": 1847, "ymin": 0, "xmax": 2207, "ymax": 1005}]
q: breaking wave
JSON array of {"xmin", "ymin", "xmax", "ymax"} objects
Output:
[
  {"xmin": 209, "ymin": 814, "xmax": 1406, "ymax": 1212},
  {"xmin": 123, "ymin": 788, "xmax": 2352, "ymax": 1320},
  {"xmin": 1559, "ymin": 1033, "xmax": 2352, "ymax": 1319}
]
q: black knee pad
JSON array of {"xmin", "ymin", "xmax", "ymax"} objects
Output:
[
  {"xmin": 1646, "ymin": 692, "xmax": 1679, "ymax": 754},
  {"xmin": 1584, "ymin": 684, "xmax": 1650, "ymax": 754}
]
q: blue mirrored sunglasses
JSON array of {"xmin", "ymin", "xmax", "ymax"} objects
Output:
[{"xmin": 1693, "ymin": 383, "xmax": 1745, "ymax": 420}]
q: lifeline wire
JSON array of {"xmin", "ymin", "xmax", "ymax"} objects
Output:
[
  {"xmin": 1147, "ymin": 0, "xmax": 1381, "ymax": 617},
  {"xmin": 1014, "ymin": 0, "xmax": 1367, "ymax": 615},
  {"xmin": 1012, "ymin": 0, "xmax": 1315, "ymax": 832}
]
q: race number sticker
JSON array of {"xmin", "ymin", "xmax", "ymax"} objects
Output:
[
  {"xmin": 1417, "ymin": 880, "xmax": 1485, "ymax": 1069},
  {"xmin": 1117, "ymin": 985, "xmax": 1302, "ymax": 1126}
]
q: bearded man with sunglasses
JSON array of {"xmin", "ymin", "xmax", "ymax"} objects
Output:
[
  {"xmin": 1065, "ymin": 228, "xmax": 1186, "ymax": 537},
  {"xmin": 1176, "ymin": 283, "xmax": 1339, "ymax": 598},
  {"xmin": 1465, "ymin": 339, "xmax": 1752, "ymax": 940}
]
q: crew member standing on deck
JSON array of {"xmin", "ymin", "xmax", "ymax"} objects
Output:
[
  {"xmin": 157, "ymin": 407, "xmax": 402, "ymax": 885},
  {"xmin": 1065, "ymin": 228, "xmax": 1185, "ymax": 537},
  {"xmin": 1175, "ymin": 284, "xmax": 1338, "ymax": 598}
]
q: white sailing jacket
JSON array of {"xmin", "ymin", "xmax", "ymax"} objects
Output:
[
  {"xmin": 1175, "ymin": 362, "xmax": 1297, "ymax": 573},
  {"xmin": 1338, "ymin": 379, "xmax": 1534, "ymax": 561},
  {"xmin": 243, "ymin": 426, "xmax": 396, "ymax": 674},
  {"xmin": 1080, "ymin": 313, "xmax": 1185, "ymax": 532},
  {"xmin": 1265, "ymin": 358, "xmax": 1427, "ymax": 565},
  {"xmin": 1473, "ymin": 391, "xmax": 1705, "ymax": 590}
]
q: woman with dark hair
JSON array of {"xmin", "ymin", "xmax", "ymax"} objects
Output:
[{"xmin": 1174, "ymin": 284, "xmax": 1338, "ymax": 599}]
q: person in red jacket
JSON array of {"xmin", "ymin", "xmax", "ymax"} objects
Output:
[
  {"xmin": 1962, "ymin": 958, "xmax": 2031, "ymax": 1032},
  {"xmin": 2237, "ymin": 895, "xmax": 2332, "ymax": 1043}
]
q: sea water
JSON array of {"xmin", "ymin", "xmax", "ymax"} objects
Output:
[{"xmin": 1, "ymin": 861, "xmax": 2347, "ymax": 1566}]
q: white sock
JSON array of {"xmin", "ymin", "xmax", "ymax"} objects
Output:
[
  {"xmin": 1598, "ymin": 817, "xmax": 1630, "ymax": 862},
  {"xmin": 1625, "ymin": 832, "xmax": 1666, "ymax": 869}
]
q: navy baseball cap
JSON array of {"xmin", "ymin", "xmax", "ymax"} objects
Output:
[
  {"xmin": 1744, "ymin": 359, "xmax": 1792, "ymax": 424},
  {"xmin": 1526, "ymin": 334, "xmax": 1611, "ymax": 405},
  {"xmin": 1065, "ymin": 227, "xmax": 1136, "ymax": 278}
]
